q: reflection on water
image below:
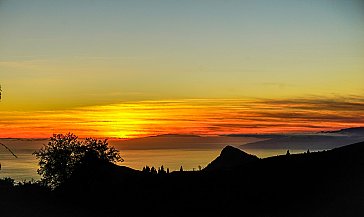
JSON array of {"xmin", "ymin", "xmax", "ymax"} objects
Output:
[{"xmin": 1, "ymin": 147, "xmax": 309, "ymax": 181}]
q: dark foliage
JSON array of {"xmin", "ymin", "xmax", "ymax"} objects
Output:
[
  {"xmin": 2, "ymin": 141, "xmax": 364, "ymax": 217},
  {"xmin": 143, "ymin": 165, "xmax": 169, "ymax": 175},
  {"xmin": 0, "ymin": 177, "xmax": 15, "ymax": 188},
  {"xmin": 33, "ymin": 133, "xmax": 123, "ymax": 188},
  {"xmin": 56, "ymin": 141, "xmax": 364, "ymax": 217}
]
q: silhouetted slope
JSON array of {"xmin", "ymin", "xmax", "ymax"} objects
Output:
[
  {"xmin": 204, "ymin": 145, "xmax": 259, "ymax": 171},
  {"xmin": 2, "ymin": 141, "xmax": 364, "ymax": 217},
  {"xmin": 0, "ymin": 181, "xmax": 54, "ymax": 217},
  {"xmin": 257, "ymin": 141, "xmax": 364, "ymax": 217},
  {"xmin": 58, "ymin": 159, "xmax": 141, "ymax": 194},
  {"xmin": 54, "ymin": 141, "xmax": 364, "ymax": 217}
]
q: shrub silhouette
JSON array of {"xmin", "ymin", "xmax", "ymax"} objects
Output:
[
  {"xmin": 158, "ymin": 165, "xmax": 166, "ymax": 175},
  {"xmin": 142, "ymin": 166, "xmax": 151, "ymax": 173},
  {"xmin": 33, "ymin": 133, "xmax": 123, "ymax": 188},
  {"xmin": 150, "ymin": 166, "xmax": 157, "ymax": 174},
  {"xmin": 0, "ymin": 177, "xmax": 15, "ymax": 187}
]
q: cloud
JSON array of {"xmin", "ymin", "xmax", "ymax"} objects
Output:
[
  {"xmin": 0, "ymin": 59, "xmax": 48, "ymax": 69},
  {"xmin": 0, "ymin": 96, "xmax": 363, "ymax": 138}
]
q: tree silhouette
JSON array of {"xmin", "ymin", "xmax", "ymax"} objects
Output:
[
  {"xmin": 158, "ymin": 165, "xmax": 166, "ymax": 175},
  {"xmin": 0, "ymin": 177, "xmax": 15, "ymax": 187},
  {"xmin": 142, "ymin": 166, "xmax": 151, "ymax": 173},
  {"xmin": 150, "ymin": 166, "xmax": 157, "ymax": 174},
  {"xmin": 33, "ymin": 133, "xmax": 123, "ymax": 188}
]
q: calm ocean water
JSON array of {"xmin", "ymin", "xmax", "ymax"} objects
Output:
[{"xmin": 0, "ymin": 145, "xmax": 306, "ymax": 181}]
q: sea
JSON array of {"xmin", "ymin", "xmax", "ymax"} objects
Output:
[{"xmin": 0, "ymin": 139, "xmax": 307, "ymax": 182}]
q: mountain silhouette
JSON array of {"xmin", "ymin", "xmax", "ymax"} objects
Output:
[
  {"xmin": 63, "ymin": 141, "xmax": 364, "ymax": 217},
  {"xmin": 1, "ymin": 141, "xmax": 364, "ymax": 217},
  {"xmin": 204, "ymin": 145, "xmax": 259, "ymax": 171}
]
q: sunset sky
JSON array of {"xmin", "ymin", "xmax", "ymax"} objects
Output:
[{"xmin": 1, "ymin": 0, "xmax": 363, "ymax": 138}]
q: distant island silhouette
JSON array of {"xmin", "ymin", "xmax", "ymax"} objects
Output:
[{"xmin": 239, "ymin": 126, "xmax": 364, "ymax": 150}]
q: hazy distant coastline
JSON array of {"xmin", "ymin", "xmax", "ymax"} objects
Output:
[{"xmin": 1, "ymin": 127, "xmax": 363, "ymax": 151}]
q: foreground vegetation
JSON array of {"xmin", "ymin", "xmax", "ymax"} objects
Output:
[
  {"xmin": 1, "ymin": 134, "xmax": 363, "ymax": 217},
  {"xmin": 33, "ymin": 133, "xmax": 123, "ymax": 188}
]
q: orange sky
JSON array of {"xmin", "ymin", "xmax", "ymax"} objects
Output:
[
  {"xmin": 1, "ymin": 98, "xmax": 363, "ymax": 138},
  {"xmin": 1, "ymin": 1, "xmax": 363, "ymax": 139}
]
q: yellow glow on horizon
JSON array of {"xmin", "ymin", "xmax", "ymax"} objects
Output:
[{"xmin": 0, "ymin": 98, "xmax": 363, "ymax": 138}]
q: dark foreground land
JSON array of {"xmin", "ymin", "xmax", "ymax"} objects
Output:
[{"xmin": 1, "ymin": 141, "xmax": 364, "ymax": 217}]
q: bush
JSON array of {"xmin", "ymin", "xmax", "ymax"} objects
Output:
[
  {"xmin": 0, "ymin": 177, "xmax": 15, "ymax": 188},
  {"xmin": 33, "ymin": 133, "xmax": 123, "ymax": 188}
]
